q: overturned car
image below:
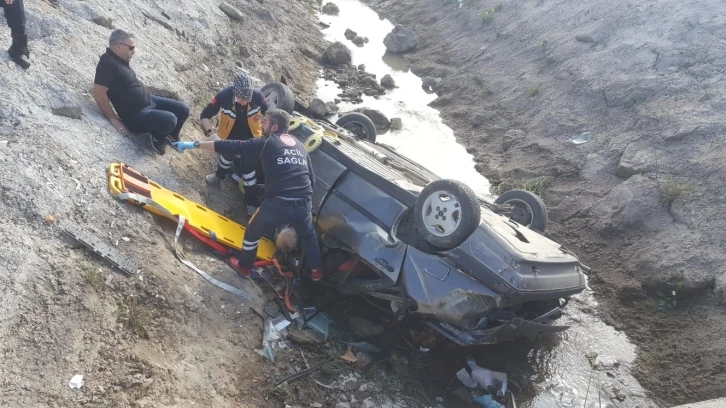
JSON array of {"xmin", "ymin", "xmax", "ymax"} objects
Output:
[{"xmin": 260, "ymin": 82, "xmax": 589, "ymax": 346}]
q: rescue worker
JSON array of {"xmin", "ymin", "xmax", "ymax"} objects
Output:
[
  {"xmin": 92, "ymin": 29, "xmax": 191, "ymax": 155},
  {"xmin": 199, "ymin": 72, "xmax": 268, "ymax": 213},
  {"xmin": 172, "ymin": 109, "xmax": 323, "ymax": 282},
  {"xmin": 2, "ymin": 0, "xmax": 31, "ymax": 69}
]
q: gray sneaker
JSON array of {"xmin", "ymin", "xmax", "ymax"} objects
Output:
[
  {"xmin": 205, "ymin": 173, "xmax": 220, "ymax": 186},
  {"xmin": 247, "ymin": 205, "xmax": 258, "ymax": 216}
]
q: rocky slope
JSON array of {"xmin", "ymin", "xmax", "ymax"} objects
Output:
[
  {"xmin": 369, "ymin": 0, "xmax": 726, "ymax": 404},
  {"xmin": 0, "ymin": 0, "xmax": 333, "ymax": 406}
]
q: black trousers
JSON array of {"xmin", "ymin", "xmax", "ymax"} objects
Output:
[
  {"xmin": 2, "ymin": 0, "xmax": 26, "ymax": 33},
  {"xmin": 239, "ymin": 197, "xmax": 322, "ymax": 271}
]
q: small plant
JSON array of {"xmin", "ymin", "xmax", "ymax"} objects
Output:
[
  {"xmin": 479, "ymin": 8, "xmax": 497, "ymax": 23},
  {"xmin": 492, "ymin": 176, "xmax": 551, "ymax": 196},
  {"xmin": 660, "ymin": 180, "xmax": 689, "ymax": 206},
  {"xmin": 528, "ymin": 84, "xmax": 542, "ymax": 97},
  {"xmin": 116, "ymin": 297, "xmax": 153, "ymax": 338},
  {"xmin": 84, "ymin": 266, "xmax": 103, "ymax": 290},
  {"xmin": 655, "ymin": 281, "xmax": 683, "ymax": 309}
]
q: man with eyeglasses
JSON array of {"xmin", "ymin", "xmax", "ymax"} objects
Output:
[
  {"xmin": 199, "ymin": 72, "xmax": 268, "ymax": 214},
  {"xmin": 2, "ymin": 0, "xmax": 30, "ymax": 69},
  {"xmin": 92, "ymin": 29, "xmax": 190, "ymax": 155}
]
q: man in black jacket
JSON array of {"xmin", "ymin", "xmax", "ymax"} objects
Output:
[
  {"xmin": 2, "ymin": 0, "xmax": 30, "ymax": 69},
  {"xmin": 173, "ymin": 109, "xmax": 323, "ymax": 282},
  {"xmin": 92, "ymin": 29, "xmax": 191, "ymax": 155}
]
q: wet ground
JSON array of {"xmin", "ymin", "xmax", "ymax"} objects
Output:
[{"xmin": 314, "ymin": 1, "xmax": 659, "ymax": 406}]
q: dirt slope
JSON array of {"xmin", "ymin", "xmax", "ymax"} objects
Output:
[
  {"xmin": 369, "ymin": 0, "xmax": 726, "ymax": 404},
  {"xmin": 0, "ymin": 0, "xmax": 327, "ymax": 406}
]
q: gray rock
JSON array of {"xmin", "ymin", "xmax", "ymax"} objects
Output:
[
  {"xmin": 390, "ymin": 117, "xmax": 402, "ymax": 130},
  {"xmin": 344, "ymin": 28, "xmax": 357, "ymax": 40},
  {"xmin": 574, "ymin": 34, "xmax": 596, "ymax": 43},
  {"xmin": 383, "ymin": 24, "xmax": 417, "ymax": 54},
  {"xmin": 580, "ymin": 153, "xmax": 610, "ymax": 180},
  {"xmin": 142, "ymin": 12, "xmax": 173, "ymax": 30},
  {"xmin": 348, "ymin": 317, "xmax": 384, "ymax": 337},
  {"xmin": 319, "ymin": 21, "xmax": 330, "ymax": 29},
  {"xmin": 380, "ymin": 74, "xmax": 396, "ymax": 88},
  {"xmin": 92, "ymin": 16, "xmax": 115, "ymax": 29},
  {"xmin": 357, "ymin": 64, "xmax": 366, "ymax": 71},
  {"xmin": 301, "ymin": 46, "xmax": 317, "ymax": 60},
  {"xmin": 354, "ymin": 109, "xmax": 389, "ymax": 131},
  {"xmin": 52, "ymin": 104, "xmax": 82, "ymax": 119},
  {"xmin": 363, "ymin": 88, "xmax": 379, "ymax": 96},
  {"xmin": 363, "ymin": 37, "xmax": 369, "ymax": 43},
  {"xmin": 325, "ymin": 101, "xmax": 339, "ymax": 114},
  {"xmin": 322, "ymin": 42, "xmax": 352, "ymax": 66},
  {"xmin": 662, "ymin": 125, "xmax": 700, "ymax": 141},
  {"xmin": 351, "ymin": 36, "xmax": 365, "ymax": 46},
  {"xmin": 592, "ymin": 175, "xmax": 661, "ymax": 231},
  {"xmin": 239, "ymin": 45, "xmax": 251, "ymax": 58},
  {"xmin": 219, "ymin": 3, "xmax": 244, "ymax": 22},
  {"xmin": 616, "ymin": 145, "xmax": 656, "ymax": 178},
  {"xmin": 322, "ymin": 2, "xmax": 340, "ymax": 15},
  {"xmin": 360, "ymin": 76, "xmax": 378, "ymax": 89},
  {"xmin": 309, "ymin": 98, "xmax": 329, "ymax": 117},
  {"xmin": 287, "ymin": 329, "xmax": 326, "ymax": 345}
]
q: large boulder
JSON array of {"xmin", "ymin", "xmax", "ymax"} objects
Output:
[
  {"xmin": 616, "ymin": 145, "xmax": 656, "ymax": 178},
  {"xmin": 321, "ymin": 2, "xmax": 339, "ymax": 15},
  {"xmin": 591, "ymin": 175, "xmax": 663, "ymax": 231},
  {"xmin": 322, "ymin": 41, "xmax": 352, "ymax": 66},
  {"xmin": 355, "ymin": 108, "xmax": 390, "ymax": 132},
  {"xmin": 344, "ymin": 28, "xmax": 357, "ymax": 40},
  {"xmin": 383, "ymin": 24, "xmax": 417, "ymax": 54},
  {"xmin": 380, "ymin": 74, "xmax": 396, "ymax": 88}
]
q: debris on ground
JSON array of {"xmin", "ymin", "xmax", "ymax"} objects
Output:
[{"xmin": 68, "ymin": 374, "xmax": 84, "ymax": 389}]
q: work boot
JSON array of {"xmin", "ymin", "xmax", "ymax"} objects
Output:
[
  {"xmin": 205, "ymin": 173, "xmax": 220, "ymax": 186},
  {"xmin": 149, "ymin": 134, "xmax": 166, "ymax": 155},
  {"xmin": 8, "ymin": 31, "xmax": 31, "ymax": 70}
]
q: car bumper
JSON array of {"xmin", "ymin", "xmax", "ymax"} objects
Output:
[{"xmin": 423, "ymin": 306, "xmax": 569, "ymax": 346}]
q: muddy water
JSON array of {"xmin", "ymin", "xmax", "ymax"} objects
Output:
[
  {"xmin": 315, "ymin": 1, "xmax": 493, "ymax": 200},
  {"xmin": 315, "ymin": 1, "xmax": 656, "ymax": 407}
]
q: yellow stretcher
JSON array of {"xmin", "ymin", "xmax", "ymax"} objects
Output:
[{"xmin": 107, "ymin": 162, "xmax": 276, "ymax": 260}]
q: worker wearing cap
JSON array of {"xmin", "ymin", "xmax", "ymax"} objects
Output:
[
  {"xmin": 173, "ymin": 109, "xmax": 323, "ymax": 282},
  {"xmin": 199, "ymin": 72, "xmax": 268, "ymax": 213}
]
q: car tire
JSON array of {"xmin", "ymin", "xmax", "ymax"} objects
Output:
[
  {"xmin": 494, "ymin": 189, "xmax": 548, "ymax": 233},
  {"xmin": 261, "ymin": 82, "xmax": 295, "ymax": 114},
  {"xmin": 335, "ymin": 112, "xmax": 377, "ymax": 142},
  {"xmin": 414, "ymin": 179, "xmax": 481, "ymax": 250}
]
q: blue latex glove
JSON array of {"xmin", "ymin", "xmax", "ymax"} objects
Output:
[{"xmin": 172, "ymin": 141, "xmax": 198, "ymax": 153}]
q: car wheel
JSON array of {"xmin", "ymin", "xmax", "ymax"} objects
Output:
[
  {"xmin": 414, "ymin": 179, "xmax": 481, "ymax": 250},
  {"xmin": 335, "ymin": 112, "xmax": 377, "ymax": 142},
  {"xmin": 494, "ymin": 189, "xmax": 548, "ymax": 233},
  {"xmin": 261, "ymin": 82, "xmax": 295, "ymax": 114}
]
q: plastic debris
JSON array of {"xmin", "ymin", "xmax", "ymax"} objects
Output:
[
  {"xmin": 69, "ymin": 374, "xmax": 84, "ymax": 389},
  {"xmin": 571, "ymin": 132, "xmax": 592, "ymax": 145},
  {"xmin": 295, "ymin": 312, "xmax": 331, "ymax": 340},
  {"xmin": 472, "ymin": 394, "xmax": 504, "ymax": 408},
  {"xmin": 340, "ymin": 345, "xmax": 358, "ymax": 363},
  {"xmin": 258, "ymin": 318, "xmax": 284, "ymax": 362},
  {"xmin": 466, "ymin": 358, "xmax": 507, "ymax": 391}
]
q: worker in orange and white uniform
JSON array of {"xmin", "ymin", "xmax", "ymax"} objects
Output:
[{"xmin": 199, "ymin": 72, "xmax": 268, "ymax": 214}]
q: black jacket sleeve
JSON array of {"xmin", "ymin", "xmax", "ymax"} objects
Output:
[
  {"xmin": 200, "ymin": 86, "xmax": 233, "ymax": 120},
  {"xmin": 214, "ymin": 137, "xmax": 265, "ymax": 162}
]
